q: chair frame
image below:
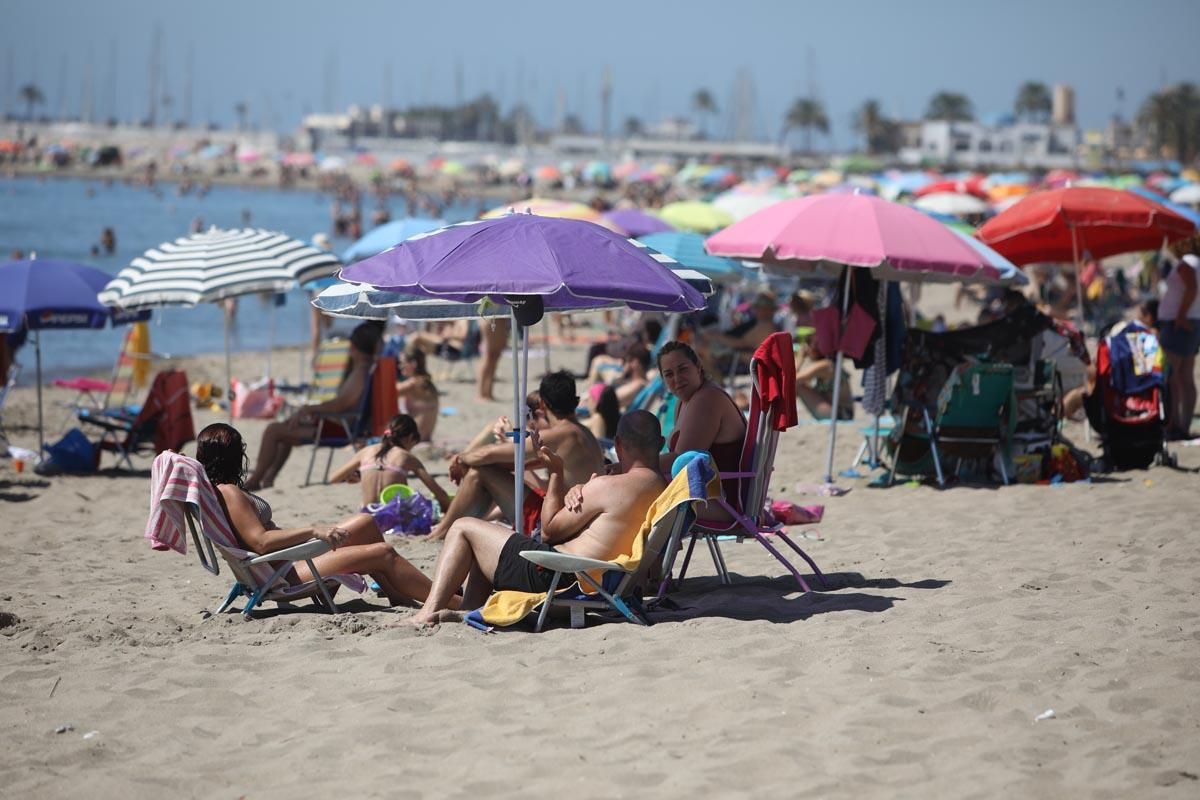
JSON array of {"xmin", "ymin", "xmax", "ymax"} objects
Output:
[
  {"xmin": 182, "ymin": 502, "xmax": 341, "ymax": 619},
  {"xmin": 677, "ymin": 358, "xmax": 826, "ymax": 593},
  {"xmin": 519, "ymin": 498, "xmax": 695, "ymax": 632}
]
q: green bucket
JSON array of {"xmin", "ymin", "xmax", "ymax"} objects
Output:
[{"xmin": 379, "ymin": 483, "xmax": 415, "ymax": 504}]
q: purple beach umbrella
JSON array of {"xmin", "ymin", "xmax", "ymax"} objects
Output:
[{"xmin": 603, "ymin": 208, "xmax": 676, "ymax": 238}]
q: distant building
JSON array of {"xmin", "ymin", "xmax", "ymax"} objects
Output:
[
  {"xmin": 898, "ymin": 119, "xmax": 1081, "ymax": 169},
  {"xmin": 1053, "ymin": 85, "xmax": 1075, "ymax": 126}
]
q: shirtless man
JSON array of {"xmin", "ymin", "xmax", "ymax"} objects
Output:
[
  {"xmin": 411, "ymin": 410, "xmax": 667, "ymax": 625},
  {"xmin": 425, "ymin": 370, "xmax": 605, "ymax": 541}
]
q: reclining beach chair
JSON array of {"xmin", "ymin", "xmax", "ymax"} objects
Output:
[
  {"xmin": 302, "ymin": 365, "xmax": 375, "ymax": 485},
  {"xmin": 147, "ymin": 450, "xmax": 364, "ymax": 618},
  {"xmin": 465, "ymin": 453, "xmax": 722, "ymax": 632},
  {"xmin": 279, "ymin": 336, "xmax": 351, "ymax": 412},
  {"xmin": 60, "ymin": 322, "xmax": 156, "ymax": 418},
  {"xmin": 678, "ymin": 333, "xmax": 827, "ymax": 593},
  {"xmin": 81, "ymin": 368, "xmax": 195, "ymax": 469},
  {"xmin": 889, "ymin": 362, "xmax": 1016, "ymax": 486}
]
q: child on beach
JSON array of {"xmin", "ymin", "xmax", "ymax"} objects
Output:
[{"xmin": 330, "ymin": 413, "xmax": 452, "ymax": 512}]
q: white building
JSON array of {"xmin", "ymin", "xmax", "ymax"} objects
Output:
[{"xmin": 898, "ymin": 120, "xmax": 1081, "ymax": 169}]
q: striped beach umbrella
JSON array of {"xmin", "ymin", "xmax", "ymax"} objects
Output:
[
  {"xmin": 98, "ymin": 227, "xmax": 340, "ymax": 309},
  {"xmin": 99, "ymin": 227, "xmax": 341, "ymax": 415}
]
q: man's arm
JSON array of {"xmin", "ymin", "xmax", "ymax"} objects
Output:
[{"xmin": 532, "ymin": 430, "xmax": 601, "ymax": 545}]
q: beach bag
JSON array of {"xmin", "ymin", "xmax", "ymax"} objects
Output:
[
  {"xmin": 367, "ymin": 492, "xmax": 434, "ymax": 535},
  {"xmin": 40, "ymin": 428, "xmax": 98, "ymax": 474},
  {"xmin": 767, "ymin": 500, "xmax": 824, "ymax": 526},
  {"xmin": 231, "ymin": 378, "xmax": 283, "ymax": 419},
  {"xmin": 812, "ymin": 306, "xmax": 841, "ymax": 355},
  {"xmin": 839, "ymin": 303, "xmax": 877, "ymax": 360}
]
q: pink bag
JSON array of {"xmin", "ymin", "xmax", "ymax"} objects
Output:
[
  {"xmin": 812, "ymin": 306, "xmax": 841, "ymax": 356},
  {"xmin": 231, "ymin": 378, "xmax": 284, "ymax": 419},
  {"xmin": 838, "ymin": 303, "xmax": 877, "ymax": 360},
  {"xmin": 769, "ymin": 500, "xmax": 824, "ymax": 525}
]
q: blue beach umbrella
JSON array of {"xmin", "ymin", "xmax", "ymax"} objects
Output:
[
  {"xmin": 639, "ymin": 231, "xmax": 751, "ymax": 284},
  {"xmin": 341, "ymin": 217, "xmax": 447, "ymax": 263},
  {"xmin": 0, "ymin": 258, "xmax": 150, "ymax": 451}
]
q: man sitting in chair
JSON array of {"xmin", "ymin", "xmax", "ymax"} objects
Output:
[
  {"xmin": 410, "ymin": 410, "xmax": 667, "ymax": 626},
  {"xmin": 425, "ymin": 370, "xmax": 605, "ymax": 541}
]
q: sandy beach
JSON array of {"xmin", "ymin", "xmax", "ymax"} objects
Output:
[{"xmin": 1, "ymin": 323, "xmax": 1199, "ymax": 799}]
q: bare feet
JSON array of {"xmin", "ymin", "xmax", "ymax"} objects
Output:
[{"xmin": 407, "ymin": 608, "xmax": 462, "ymax": 628}]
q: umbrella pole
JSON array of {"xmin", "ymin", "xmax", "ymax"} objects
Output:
[
  {"xmin": 35, "ymin": 330, "xmax": 44, "ymax": 455},
  {"xmin": 266, "ymin": 297, "xmax": 276, "ymax": 380},
  {"xmin": 511, "ymin": 309, "xmax": 525, "ymax": 535},
  {"xmin": 823, "ymin": 267, "xmax": 853, "ymax": 484},
  {"xmin": 224, "ymin": 313, "xmax": 233, "ymax": 422},
  {"xmin": 542, "ymin": 317, "xmax": 551, "ymax": 374},
  {"xmin": 1070, "ymin": 225, "xmax": 1091, "ymax": 443}
]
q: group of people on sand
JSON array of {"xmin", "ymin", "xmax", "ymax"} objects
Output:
[{"xmin": 194, "ymin": 338, "xmax": 748, "ymax": 625}]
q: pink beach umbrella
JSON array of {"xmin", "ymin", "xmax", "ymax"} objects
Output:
[{"xmin": 706, "ymin": 193, "xmax": 1002, "ymax": 483}]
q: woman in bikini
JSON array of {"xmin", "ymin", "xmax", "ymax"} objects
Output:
[
  {"xmin": 395, "ymin": 348, "xmax": 440, "ymax": 442},
  {"xmin": 655, "ymin": 341, "xmax": 747, "ymax": 515},
  {"xmin": 197, "ymin": 422, "xmax": 441, "ymax": 608},
  {"xmin": 330, "ymin": 413, "xmax": 452, "ymax": 510}
]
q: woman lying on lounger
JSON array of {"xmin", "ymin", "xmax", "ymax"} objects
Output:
[
  {"xmin": 329, "ymin": 413, "xmax": 452, "ymax": 510},
  {"xmin": 197, "ymin": 422, "xmax": 447, "ymax": 609}
]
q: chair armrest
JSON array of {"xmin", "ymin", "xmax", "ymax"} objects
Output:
[
  {"xmin": 247, "ymin": 538, "xmax": 331, "ymax": 564},
  {"xmin": 520, "ymin": 551, "xmax": 624, "ymax": 574}
]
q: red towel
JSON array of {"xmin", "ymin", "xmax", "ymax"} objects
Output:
[{"xmin": 753, "ymin": 331, "xmax": 798, "ymax": 431}]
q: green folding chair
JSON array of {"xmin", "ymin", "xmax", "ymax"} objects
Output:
[{"xmin": 889, "ymin": 363, "xmax": 1016, "ymax": 486}]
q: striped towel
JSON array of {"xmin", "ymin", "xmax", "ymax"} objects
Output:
[{"xmin": 148, "ymin": 450, "xmax": 239, "ymax": 554}]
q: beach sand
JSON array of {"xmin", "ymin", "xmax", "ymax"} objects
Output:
[{"xmin": 1, "ymin": 318, "xmax": 1199, "ymax": 798}]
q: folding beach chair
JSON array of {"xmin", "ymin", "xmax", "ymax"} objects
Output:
[
  {"xmin": 889, "ymin": 362, "xmax": 1017, "ymax": 486},
  {"xmin": 678, "ymin": 333, "xmax": 827, "ymax": 592},
  {"xmin": 59, "ymin": 322, "xmax": 155, "ymax": 419},
  {"xmin": 302, "ymin": 366, "xmax": 375, "ymax": 485},
  {"xmin": 464, "ymin": 452, "xmax": 721, "ymax": 632},
  {"xmin": 519, "ymin": 496, "xmax": 696, "ymax": 631},
  {"xmin": 82, "ymin": 368, "xmax": 195, "ymax": 469},
  {"xmin": 279, "ymin": 337, "xmax": 351, "ymax": 412},
  {"xmin": 148, "ymin": 451, "xmax": 363, "ymax": 619}
]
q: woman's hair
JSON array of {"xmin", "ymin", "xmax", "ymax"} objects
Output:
[
  {"xmin": 656, "ymin": 340, "xmax": 705, "ymax": 380},
  {"xmin": 343, "ymin": 322, "xmax": 384, "ymax": 382},
  {"xmin": 594, "ymin": 385, "xmax": 620, "ymax": 439},
  {"xmin": 195, "ymin": 423, "xmax": 247, "ymax": 488},
  {"xmin": 377, "ymin": 414, "xmax": 420, "ymax": 462}
]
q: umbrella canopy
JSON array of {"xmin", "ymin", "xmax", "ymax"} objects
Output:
[
  {"xmin": 914, "ymin": 191, "xmax": 990, "ymax": 217},
  {"xmin": 705, "ymin": 193, "xmax": 1001, "ymax": 283},
  {"xmin": 99, "ymin": 227, "xmax": 341, "ymax": 309},
  {"xmin": 603, "ymin": 208, "xmax": 674, "ymax": 237},
  {"xmin": 0, "ymin": 259, "xmax": 148, "ymax": 333},
  {"xmin": 481, "ymin": 198, "xmax": 626, "ymax": 233},
  {"xmin": 340, "ymin": 215, "xmax": 707, "ymax": 313},
  {"xmin": 1170, "ymin": 184, "xmax": 1200, "ymax": 205},
  {"xmin": 657, "ymin": 201, "xmax": 734, "ymax": 234},
  {"xmin": 915, "ymin": 176, "xmax": 987, "ymax": 199},
  {"xmin": 638, "ymin": 232, "xmax": 749, "ymax": 284},
  {"xmin": 976, "ymin": 187, "xmax": 1196, "ymax": 265},
  {"xmin": 945, "ymin": 229, "xmax": 1028, "ymax": 287},
  {"xmin": 712, "ymin": 191, "xmax": 786, "ymax": 221},
  {"xmin": 341, "ymin": 217, "xmax": 447, "ymax": 263},
  {"xmin": 1128, "ymin": 187, "xmax": 1200, "ymax": 228},
  {"xmin": 315, "ymin": 267, "xmax": 713, "ymax": 320}
]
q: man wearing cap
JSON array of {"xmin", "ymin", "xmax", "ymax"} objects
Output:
[{"xmin": 426, "ymin": 369, "xmax": 606, "ymax": 541}]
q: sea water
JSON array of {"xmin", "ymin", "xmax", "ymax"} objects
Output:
[{"xmin": 0, "ymin": 175, "xmax": 482, "ymax": 380}]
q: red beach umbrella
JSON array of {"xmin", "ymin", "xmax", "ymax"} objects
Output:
[
  {"xmin": 914, "ymin": 176, "xmax": 987, "ymax": 199},
  {"xmin": 976, "ymin": 187, "xmax": 1196, "ymax": 266}
]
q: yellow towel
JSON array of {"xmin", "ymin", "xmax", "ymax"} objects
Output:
[
  {"xmin": 129, "ymin": 321, "xmax": 151, "ymax": 390},
  {"xmin": 477, "ymin": 460, "xmax": 721, "ymax": 627}
]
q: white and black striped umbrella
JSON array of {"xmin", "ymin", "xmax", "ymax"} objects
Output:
[{"xmin": 98, "ymin": 227, "xmax": 340, "ymax": 309}]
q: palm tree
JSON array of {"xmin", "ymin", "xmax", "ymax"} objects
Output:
[
  {"xmin": 691, "ymin": 88, "xmax": 718, "ymax": 139},
  {"xmin": 1014, "ymin": 81, "xmax": 1052, "ymax": 122},
  {"xmin": 234, "ymin": 101, "xmax": 248, "ymax": 131},
  {"xmin": 1138, "ymin": 83, "xmax": 1200, "ymax": 163},
  {"xmin": 782, "ymin": 97, "xmax": 829, "ymax": 153},
  {"xmin": 852, "ymin": 99, "xmax": 901, "ymax": 154},
  {"xmin": 924, "ymin": 91, "xmax": 974, "ymax": 122},
  {"xmin": 19, "ymin": 83, "xmax": 45, "ymax": 121}
]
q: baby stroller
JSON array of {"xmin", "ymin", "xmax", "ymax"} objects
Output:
[{"xmin": 1085, "ymin": 320, "xmax": 1173, "ymax": 470}]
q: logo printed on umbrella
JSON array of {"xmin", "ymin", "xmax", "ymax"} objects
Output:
[{"xmin": 38, "ymin": 311, "xmax": 93, "ymax": 326}]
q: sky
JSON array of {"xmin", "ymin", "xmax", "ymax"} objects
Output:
[{"xmin": 4, "ymin": 0, "xmax": 1199, "ymax": 147}]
